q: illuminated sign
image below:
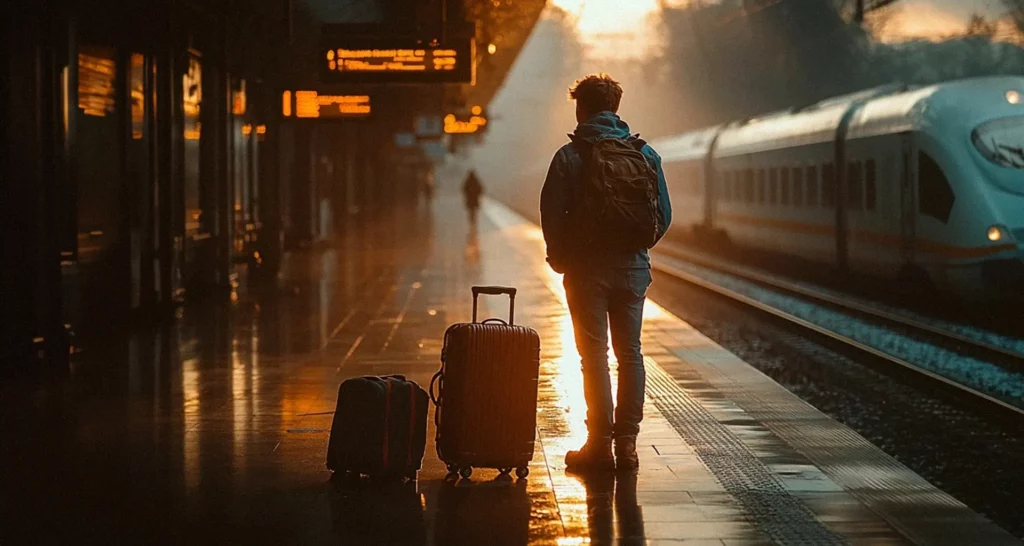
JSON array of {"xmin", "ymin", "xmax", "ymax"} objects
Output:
[
  {"xmin": 232, "ymin": 80, "xmax": 247, "ymax": 115},
  {"xmin": 320, "ymin": 37, "xmax": 475, "ymax": 84},
  {"xmin": 282, "ymin": 91, "xmax": 372, "ymax": 119},
  {"xmin": 78, "ymin": 47, "xmax": 116, "ymax": 117},
  {"xmin": 444, "ymin": 113, "xmax": 487, "ymax": 134}
]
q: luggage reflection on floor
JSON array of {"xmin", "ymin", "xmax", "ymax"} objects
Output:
[
  {"xmin": 432, "ymin": 478, "xmax": 531, "ymax": 546},
  {"xmin": 328, "ymin": 475, "xmax": 427, "ymax": 545}
]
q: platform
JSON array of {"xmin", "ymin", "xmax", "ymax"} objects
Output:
[{"xmin": 0, "ymin": 196, "xmax": 1017, "ymax": 545}]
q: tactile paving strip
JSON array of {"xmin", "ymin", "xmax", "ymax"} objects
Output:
[
  {"xmin": 671, "ymin": 344, "xmax": 1023, "ymax": 546},
  {"xmin": 646, "ymin": 362, "xmax": 847, "ymax": 545}
]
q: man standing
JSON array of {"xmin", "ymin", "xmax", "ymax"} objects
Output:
[
  {"xmin": 462, "ymin": 169, "xmax": 483, "ymax": 222},
  {"xmin": 540, "ymin": 73, "xmax": 672, "ymax": 471}
]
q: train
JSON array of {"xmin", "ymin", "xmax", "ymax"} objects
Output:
[{"xmin": 646, "ymin": 76, "xmax": 1024, "ymax": 297}]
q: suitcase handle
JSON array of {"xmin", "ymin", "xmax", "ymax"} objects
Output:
[
  {"xmin": 472, "ymin": 286, "xmax": 517, "ymax": 297},
  {"xmin": 472, "ymin": 286, "xmax": 516, "ymax": 325}
]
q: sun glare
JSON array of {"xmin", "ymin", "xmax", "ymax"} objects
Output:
[{"xmin": 548, "ymin": 0, "xmax": 664, "ymax": 60}]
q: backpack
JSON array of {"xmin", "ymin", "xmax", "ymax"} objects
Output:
[{"xmin": 572, "ymin": 135, "xmax": 660, "ymax": 252}]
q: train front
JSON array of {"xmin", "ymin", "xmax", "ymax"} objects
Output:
[{"xmin": 963, "ymin": 80, "xmax": 1024, "ymax": 295}]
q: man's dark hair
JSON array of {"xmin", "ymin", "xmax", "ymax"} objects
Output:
[{"xmin": 569, "ymin": 73, "xmax": 623, "ymax": 114}]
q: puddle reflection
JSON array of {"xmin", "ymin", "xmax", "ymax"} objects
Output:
[
  {"xmin": 465, "ymin": 218, "xmax": 480, "ymax": 265},
  {"xmin": 329, "ymin": 477, "xmax": 426, "ymax": 545},
  {"xmin": 433, "ymin": 479, "xmax": 531, "ymax": 546},
  {"xmin": 569, "ymin": 471, "xmax": 645, "ymax": 545}
]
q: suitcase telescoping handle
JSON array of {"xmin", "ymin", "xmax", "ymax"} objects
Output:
[{"xmin": 471, "ymin": 286, "xmax": 517, "ymax": 325}]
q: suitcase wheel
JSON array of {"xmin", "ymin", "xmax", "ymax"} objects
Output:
[
  {"xmin": 515, "ymin": 467, "xmax": 530, "ymax": 479},
  {"xmin": 459, "ymin": 466, "xmax": 473, "ymax": 480},
  {"xmin": 498, "ymin": 467, "xmax": 512, "ymax": 476}
]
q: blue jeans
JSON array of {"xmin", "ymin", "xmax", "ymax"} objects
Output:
[{"xmin": 563, "ymin": 268, "xmax": 652, "ymax": 440}]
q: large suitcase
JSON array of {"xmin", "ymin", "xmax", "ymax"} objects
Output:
[
  {"xmin": 430, "ymin": 286, "xmax": 541, "ymax": 479},
  {"xmin": 326, "ymin": 375, "xmax": 429, "ymax": 480}
]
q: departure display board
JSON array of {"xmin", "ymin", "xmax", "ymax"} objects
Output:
[
  {"xmin": 283, "ymin": 91, "xmax": 372, "ymax": 119},
  {"xmin": 320, "ymin": 37, "xmax": 475, "ymax": 84}
]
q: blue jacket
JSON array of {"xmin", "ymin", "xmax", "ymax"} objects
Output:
[{"xmin": 540, "ymin": 112, "xmax": 672, "ymax": 271}]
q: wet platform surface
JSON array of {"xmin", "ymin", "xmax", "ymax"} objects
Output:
[{"xmin": 1, "ymin": 197, "xmax": 1018, "ymax": 545}]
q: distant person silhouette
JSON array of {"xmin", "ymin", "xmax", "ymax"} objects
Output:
[
  {"xmin": 462, "ymin": 170, "xmax": 483, "ymax": 222},
  {"xmin": 540, "ymin": 73, "xmax": 672, "ymax": 472}
]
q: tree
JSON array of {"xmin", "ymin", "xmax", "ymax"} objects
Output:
[
  {"xmin": 965, "ymin": 13, "xmax": 997, "ymax": 38},
  {"xmin": 1003, "ymin": 0, "xmax": 1024, "ymax": 34}
]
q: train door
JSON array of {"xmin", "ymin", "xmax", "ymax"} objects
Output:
[
  {"xmin": 704, "ymin": 128, "xmax": 725, "ymax": 230},
  {"xmin": 899, "ymin": 132, "xmax": 917, "ymax": 265}
]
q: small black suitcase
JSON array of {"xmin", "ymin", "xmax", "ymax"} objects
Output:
[
  {"xmin": 431, "ymin": 286, "xmax": 541, "ymax": 479},
  {"xmin": 326, "ymin": 375, "xmax": 429, "ymax": 480}
]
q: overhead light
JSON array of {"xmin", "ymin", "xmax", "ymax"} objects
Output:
[
  {"xmin": 488, "ymin": 43, "xmax": 497, "ymax": 55},
  {"xmin": 471, "ymin": 105, "xmax": 482, "ymax": 115},
  {"xmin": 1007, "ymin": 90, "xmax": 1021, "ymax": 104}
]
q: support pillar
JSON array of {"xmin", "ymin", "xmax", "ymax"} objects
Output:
[{"xmin": 288, "ymin": 124, "xmax": 314, "ymax": 247}]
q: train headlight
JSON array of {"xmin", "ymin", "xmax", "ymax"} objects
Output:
[
  {"xmin": 1007, "ymin": 90, "xmax": 1021, "ymax": 105},
  {"xmin": 987, "ymin": 225, "xmax": 1010, "ymax": 242}
]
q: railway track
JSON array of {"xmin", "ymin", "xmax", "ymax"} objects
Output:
[{"xmin": 651, "ymin": 246, "xmax": 1024, "ymax": 424}]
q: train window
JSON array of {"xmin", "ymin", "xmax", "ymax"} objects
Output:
[
  {"xmin": 972, "ymin": 116, "xmax": 1024, "ymax": 169},
  {"xmin": 793, "ymin": 167, "xmax": 804, "ymax": 206},
  {"xmin": 919, "ymin": 153, "xmax": 955, "ymax": 223},
  {"xmin": 757, "ymin": 169, "xmax": 766, "ymax": 203},
  {"xmin": 822, "ymin": 163, "xmax": 836, "ymax": 207},
  {"xmin": 806, "ymin": 165, "xmax": 818, "ymax": 206},
  {"xmin": 865, "ymin": 160, "xmax": 876, "ymax": 211},
  {"xmin": 768, "ymin": 168, "xmax": 778, "ymax": 204},
  {"xmin": 745, "ymin": 169, "xmax": 755, "ymax": 202},
  {"xmin": 847, "ymin": 161, "xmax": 863, "ymax": 210},
  {"xmin": 781, "ymin": 168, "xmax": 790, "ymax": 205}
]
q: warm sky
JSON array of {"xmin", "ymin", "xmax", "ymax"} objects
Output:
[{"xmin": 873, "ymin": 0, "xmax": 1016, "ymax": 41}]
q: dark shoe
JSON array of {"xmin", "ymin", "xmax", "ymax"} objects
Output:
[
  {"xmin": 565, "ymin": 438, "xmax": 614, "ymax": 471},
  {"xmin": 615, "ymin": 435, "xmax": 639, "ymax": 470}
]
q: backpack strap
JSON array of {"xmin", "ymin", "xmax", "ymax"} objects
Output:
[
  {"xmin": 567, "ymin": 133, "xmax": 592, "ymax": 156},
  {"xmin": 567, "ymin": 134, "xmax": 594, "ymax": 184},
  {"xmin": 627, "ymin": 133, "xmax": 648, "ymax": 151}
]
